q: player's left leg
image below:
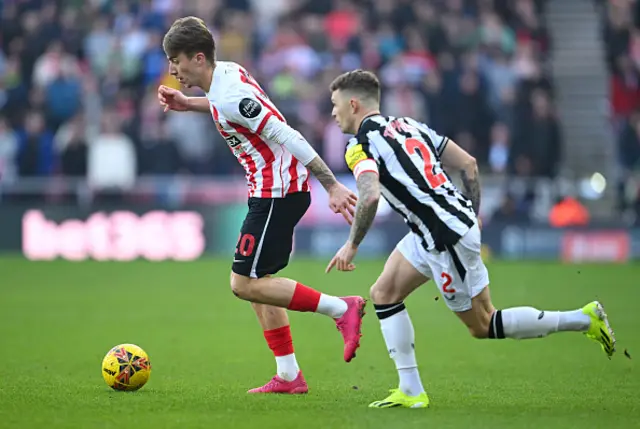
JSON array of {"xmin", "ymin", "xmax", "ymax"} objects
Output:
[
  {"xmin": 454, "ymin": 288, "xmax": 616, "ymax": 357},
  {"xmin": 252, "ymin": 303, "xmax": 299, "ymax": 380},
  {"xmin": 247, "ymin": 302, "xmax": 308, "ymax": 394},
  {"xmin": 440, "ymin": 225, "xmax": 616, "ymax": 358},
  {"xmin": 455, "ymin": 287, "xmax": 616, "ymax": 355}
]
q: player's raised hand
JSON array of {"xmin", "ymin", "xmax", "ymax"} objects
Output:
[
  {"xmin": 328, "ymin": 182, "xmax": 358, "ymax": 225},
  {"xmin": 326, "ymin": 242, "xmax": 358, "ymax": 273},
  {"xmin": 157, "ymin": 85, "xmax": 190, "ymax": 112}
]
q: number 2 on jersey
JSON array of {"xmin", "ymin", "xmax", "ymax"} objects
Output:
[{"xmin": 404, "ymin": 138, "xmax": 447, "ymax": 189}]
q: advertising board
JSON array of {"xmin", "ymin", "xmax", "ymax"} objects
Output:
[{"xmin": 0, "ymin": 204, "xmax": 638, "ymax": 263}]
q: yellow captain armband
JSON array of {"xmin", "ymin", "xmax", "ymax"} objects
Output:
[{"xmin": 345, "ymin": 144, "xmax": 368, "ymax": 171}]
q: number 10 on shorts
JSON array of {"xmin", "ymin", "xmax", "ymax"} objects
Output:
[{"xmin": 236, "ymin": 233, "xmax": 255, "ymax": 257}]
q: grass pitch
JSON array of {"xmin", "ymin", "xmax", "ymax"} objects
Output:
[{"xmin": 0, "ymin": 257, "xmax": 638, "ymax": 429}]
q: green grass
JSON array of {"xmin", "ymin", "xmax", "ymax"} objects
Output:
[{"xmin": 0, "ymin": 257, "xmax": 638, "ymax": 429}]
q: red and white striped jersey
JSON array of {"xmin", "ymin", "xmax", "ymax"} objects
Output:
[{"xmin": 205, "ymin": 61, "xmax": 310, "ymax": 198}]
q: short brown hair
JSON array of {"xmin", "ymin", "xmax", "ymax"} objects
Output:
[
  {"xmin": 163, "ymin": 16, "xmax": 216, "ymax": 63},
  {"xmin": 329, "ymin": 70, "xmax": 381, "ymax": 103}
]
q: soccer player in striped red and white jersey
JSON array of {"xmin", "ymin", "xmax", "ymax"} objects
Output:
[{"xmin": 158, "ymin": 17, "xmax": 366, "ymax": 394}]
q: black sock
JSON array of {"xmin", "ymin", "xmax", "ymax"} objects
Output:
[
  {"xmin": 374, "ymin": 302, "xmax": 406, "ymax": 320},
  {"xmin": 488, "ymin": 310, "xmax": 505, "ymax": 339}
]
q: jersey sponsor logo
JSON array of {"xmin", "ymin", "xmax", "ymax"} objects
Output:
[
  {"xmin": 227, "ymin": 136, "xmax": 245, "ymax": 156},
  {"xmin": 214, "ymin": 120, "xmax": 245, "ymax": 154},
  {"xmin": 225, "ymin": 135, "xmax": 242, "ymax": 148},
  {"xmin": 224, "ymin": 136, "xmax": 244, "ymax": 155},
  {"xmin": 239, "ymin": 97, "xmax": 262, "ymax": 119},
  {"xmin": 345, "ymin": 144, "xmax": 368, "ymax": 170}
]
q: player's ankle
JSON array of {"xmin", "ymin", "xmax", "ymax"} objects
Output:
[
  {"xmin": 277, "ymin": 368, "xmax": 299, "ymax": 382},
  {"xmin": 317, "ymin": 294, "xmax": 347, "ymax": 318},
  {"xmin": 399, "ymin": 388, "xmax": 426, "ymax": 397},
  {"xmin": 558, "ymin": 309, "xmax": 590, "ymax": 332}
]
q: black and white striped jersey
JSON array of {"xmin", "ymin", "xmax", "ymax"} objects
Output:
[{"xmin": 344, "ymin": 114, "xmax": 476, "ymax": 251}]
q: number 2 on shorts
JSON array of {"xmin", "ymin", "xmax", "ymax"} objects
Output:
[{"xmin": 441, "ymin": 272, "xmax": 456, "ymax": 294}]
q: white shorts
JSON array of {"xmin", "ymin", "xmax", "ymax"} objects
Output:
[{"xmin": 396, "ymin": 224, "xmax": 489, "ymax": 312}]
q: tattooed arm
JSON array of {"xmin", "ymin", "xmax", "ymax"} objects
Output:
[
  {"xmin": 349, "ymin": 171, "xmax": 381, "ymax": 246},
  {"xmin": 326, "ymin": 171, "xmax": 380, "ymax": 272},
  {"xmin": 460, "ymin": 163, "xmax": 481, "ymax": 215},
  {"xmin": 306, "ymin": 155, "xmax": 358, "ymax": 224},
  {"xmin": 260, "ymin": 118, "xmax": 357, "ymax": 222},
  {"xmin": 440, "ymin": 139, "xmax": 481, "ymax": 215},
  {"xmin": 306, "ymin": 156, "xmax": 339, "ymax": 192},
  {"xmin": 262, "ymin": 118, "xmax": 339, "ymax": 191}
]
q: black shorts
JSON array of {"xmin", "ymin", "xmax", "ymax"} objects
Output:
[{"xmin": 232, "ymin": 192, "xmax": 311, "ymax": 279}]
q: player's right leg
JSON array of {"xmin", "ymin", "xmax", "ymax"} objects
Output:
[{"xmin": 368, "ymin": 234, "xmax": 432, "ymax": 409}]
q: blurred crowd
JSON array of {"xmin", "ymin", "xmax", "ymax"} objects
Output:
[
  {"xmin": 0, "ymin": 0, "xmax": 558, "ymax": 188},
  {"xmin": 601, "ymin": 0, "xmax": 640, "ymax": 216}
]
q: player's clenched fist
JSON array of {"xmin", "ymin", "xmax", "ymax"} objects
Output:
[
  {"xmin": 328, "ymin": 182, "xmax": 357, "ymax": 225},
  {"xmin": 158, "ymin": 85, "xmax": 190, "ymax": 112}
]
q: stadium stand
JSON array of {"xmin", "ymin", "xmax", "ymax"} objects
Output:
[{"xmin": 0, "ymin": 0, "xmax": 556, "ymax": 177}]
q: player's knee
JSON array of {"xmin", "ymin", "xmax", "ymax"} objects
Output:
[
  {"xmin": 467, "ymin": 315, "xmax": 491, "ymax": 339},
  {"xmin": 230, "ymin": 273, "xmax": 253, "ymax": 301},
  {"xmin": 468, "ymin": 325, "xmax": 489, "ymax": 339},
  {"xmin": 369, "ymin": 284, "xmax": 380, "ymax": 302},
  {"xmin": 370, "ymin": 283, "xmax": 399, "ymax": 305}
]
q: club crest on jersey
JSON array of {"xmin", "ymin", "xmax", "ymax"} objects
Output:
[{"xmin": 239, "ymin": 98, "xmax": 262, "ymax": 119}]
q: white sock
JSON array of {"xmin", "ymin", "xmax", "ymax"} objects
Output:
[
  {"xmin": 275, "ymin": 353, "xmax": 299, "ymax": 381},
  {"xmin": 376, "ymin": 303, "xmax": 425, "ymax": 397},
  {"xmin": 317, "ymin": 294, "xmax": 348, "ymax": 319},
  {"xmin": 398, "ymin": 368, "xmax": 423, "ymax": 397},
  {"xmin": 494, "ymin": 307, "xmax": 591, "ymax": 340},
  {"xmin": 558, "ymin": 309, "xmax": 591, "ymax": 331}
]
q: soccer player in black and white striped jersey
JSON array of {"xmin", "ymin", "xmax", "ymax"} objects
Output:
[{"xmin": 325, "ymin": 70, "xmax": 616, "ymax": 409}]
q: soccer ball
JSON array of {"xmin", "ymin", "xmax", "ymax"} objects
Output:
[{"xmin": 102, "ymin": 344, "xmax": 151, "ymax": 391}]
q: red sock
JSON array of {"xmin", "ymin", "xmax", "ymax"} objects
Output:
[
  {"xmin": 288, "ymin": 282, "xmax": 321, "ymax": 312},
  {"xmin": 264, "ymin": 325, "xmax": 294, "ymax": 356}
]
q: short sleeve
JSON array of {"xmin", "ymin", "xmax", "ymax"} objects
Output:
[
  {"xmin": 345, "ymin": 136, "xmax": 379, "ymax": 179},
  {"xmin": 404, "ymin": 117, "xmax": 449, "ymax": 155},
  {"xmin": 220, "ymin": 92, "xmax": 279, "ymax": 135}
]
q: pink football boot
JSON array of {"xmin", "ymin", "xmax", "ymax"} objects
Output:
[
  {"xmin": 335, "ymin": 296, "xmax": 367, "ymax": 362},
  {"xmin": 247, "ymin": 371, "xmax": 309, "ymax": 394}
]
